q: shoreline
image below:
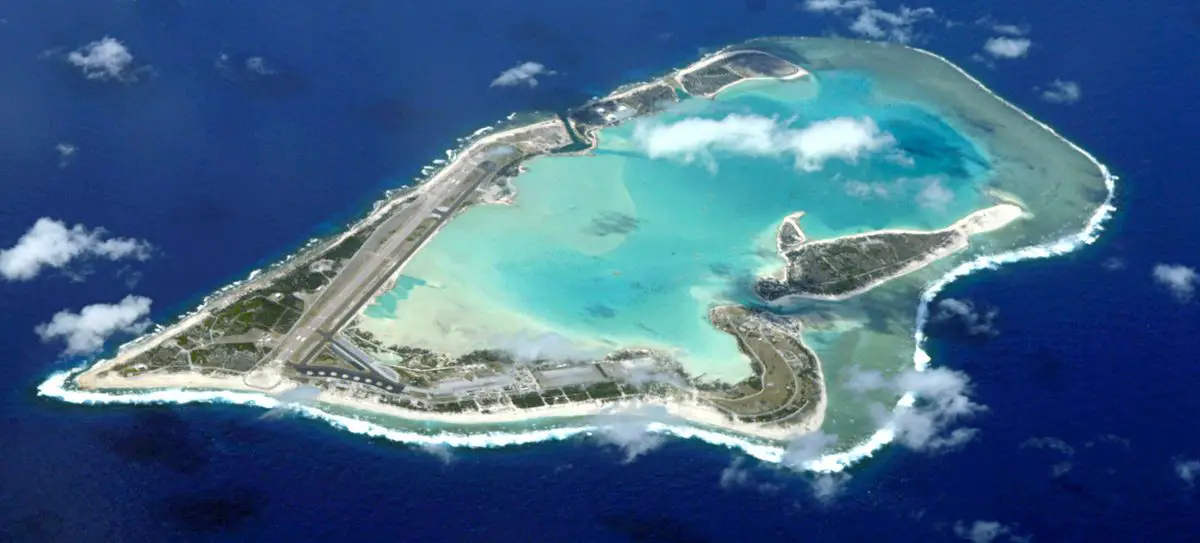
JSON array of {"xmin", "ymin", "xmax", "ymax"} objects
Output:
[
  {"xmin": 704, "ymin": 66, "xmax": 811, "ymax": 99},
  {"xmin": 768, "ymin": 204, "xmax": 1025, "ymax": 303},
  {"xmin": 68, "ymin": 368, "xmax": 805, "ymax": 442},
  {"xmin": 40, "ymin": 38, "xmax": 1118, "ymax": 474},
  {"xmin": 79, "ymin": 119, "xmax": 565, "ymax": 383},
  {"xmin": 673, "ymin": 48, "xmax": 811, "ymax": 99}
]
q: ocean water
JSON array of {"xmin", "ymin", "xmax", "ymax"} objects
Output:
[{"xmin": 2, "ymin": 0, "xmax": 1199, "ymax": 540}]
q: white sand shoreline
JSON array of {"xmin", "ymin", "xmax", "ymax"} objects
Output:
[
  {"xmin": 769, "ymin": 204, "xmax": 1025, "ymax": 302},
  {"xmin": 41, "ymin": 37, "xmax": 1117, "ymax": 475},
  {"xmin": 674, "ymin": 48, "xmax": 811, "ymax": 99},
  {"xmin": 75, "ymin": 370, "xmax": 804, "ymax": 442}
]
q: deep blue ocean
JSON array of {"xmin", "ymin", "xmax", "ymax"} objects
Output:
[{"xmin": 1, "ymin": 0, "xmax": 1198, "ymax": 540}]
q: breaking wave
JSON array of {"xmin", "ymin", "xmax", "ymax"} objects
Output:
[
  {"xmin": 36, "ymin": 369, "xmax": 788, "ymax": 463},
  {"xmin": 35, "ymin": 43, "xmax": 1117, "ymax": 475}
]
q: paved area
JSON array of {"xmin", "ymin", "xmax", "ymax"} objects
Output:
[{"xmin": 244, "ymin": 122, "xmax": 568, "ymax": 390}]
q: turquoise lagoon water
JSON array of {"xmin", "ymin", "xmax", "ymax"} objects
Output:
[
  {"xmin": 356, "ymin": 67, "xmax": 994, "ymax": 427},
  {"xmin": 353, "ymin": 33, "xmax": 1117, "ymax": 446}
]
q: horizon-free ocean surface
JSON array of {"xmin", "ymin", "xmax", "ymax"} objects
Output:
[{"xmin": 2, "ymin": 0, "xmax": 1199, "ymax": 541}]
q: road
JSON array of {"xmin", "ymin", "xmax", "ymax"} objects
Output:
[{"xmin": 243, "ymin": 144, "xmax": 511, "ymax": 389}]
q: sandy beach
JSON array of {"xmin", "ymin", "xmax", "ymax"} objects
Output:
[
  {"xmin": 672, "ymin": 48, "xmax": 811, "ymax": 99},
  {"xmin": 75, "ymin": 369, "xmax": 810, "ymax": 442},
  {"xmin": 768, "ymin": 204, "xmax": 1026, "ymax": 302}
]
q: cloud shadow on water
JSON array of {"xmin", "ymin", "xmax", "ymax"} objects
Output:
[
  {"xmin": 157, "ymin": 486, "xmax": 267, "ymax": 533},
  {"xmin": 0, "ymin": 511, "xmax": 66, "ymax": 542},
  {"xmin": 95, "ymin": 409, "xmax": 209, "ymax": 475},
  {"xmin": 598, "ymin": 512, "xmax": 716, "ymax": 543}
]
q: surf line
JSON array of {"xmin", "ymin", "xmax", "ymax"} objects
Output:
[{"xmin": 35, "ymin": 42, "xmax": 1118, "ymax": 475}]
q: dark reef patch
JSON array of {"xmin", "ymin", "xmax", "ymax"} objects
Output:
[
  {"xmin": 586, "ymin": 303, "xmax": 617, "ymax": 319},
  {"xmin": 583, "ymin": 211, "xmax": 640, "ymax": 237}
]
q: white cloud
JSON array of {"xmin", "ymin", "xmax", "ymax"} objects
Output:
[
  {"xmin": 933, "ymin": 298, "xmax": 999, "ymax": 336},
  {"xmin": 843, "ymin": 366, "xmax": 888, "ymax": 393},
  {"xmin": 0, "ymin": 218, "xmax": 153, "ymax": 281},
  {"xmin": 886, "ymin": 149, "xmax": 916, "ymax": 167},
  {"xmin": 983, "ymin": 37, "xmax": 1032, "ymax": 59},
  {"xmin": 884, "ymin": 367, "xmax": 986, "ymax": 451},
  {"xmin": 975, "ymin": 17, "xmax": 1028, "ymax": 36},
  {"xmin": 803, "ymin": 0, "xmax": 936, "ymax": 43},
  {"xmin": 844, "ymin": 174, "xmax": 934, "ymax": 200},
  {"xmin": 844, "ymin": 366, "xmax": 988, "ymax": 452},
  {"xmin": 635, "ymin": 114, "xmax": 786, "ymax": 167},
  {"xmin": 273, "ymin": 384, "xmax": 321, "ymax": 404},
  {"xmin": 810, "ymin": 472, "xmax": 852, "ymax": 504},
  {"xmin": 490, "ymin": 61, "xmax": 554, "ymax": 88},
  {"xmin": 588, "ymin": 406, "xmax": 671, "ymax": 462},
  {"xmin": 1102, "ymin": 257, "xmax": 1126, "ymax": 271},
  {"xmin": 718, "ymin": 457, "xmax": 781, "ymax": 494},
  {"xmin": 1153, "ymin": 263, "xmax": 1197, "ymax": 302},
  {"xmin": 992, "ymin": 24, "xmax": 1026, "ymax": 36},
  {"xmin": 634, "ymin": 114, "xmax": 894, "ymax": 172},
  {"xmin": 1040, "ymin": 79, "xmax": 1081, "ymax": 104},
  {"xmin": 490, "ymin": 331, "xmax": 604, "ymax": 363},
  {"xmin": 953, "ymin": 520, "xmax": 1012, "ymax": 543},
  {"xmin": 35, "ymin": 295, "xmax": 153, "ymax": 355},
  {"xmin": 55, "ymin": 143, "xmax": 77, "ymax": 168},
  {"xmin": 850, "ymin": 6, "xmax": 937, "ymax": 43},
  {"xmin": 245, "ymin": 56, "xmax": 274, "ymax": 76},
  {"xmin": 782, "ymin": 430, "xmax": 839, "ymax": 469},
  {"xmin": 791, "ymin": 117, "xmax": 896, "ymax": 170},
  {"xmin": 803, "ymin": 0, "xmax": 872, "ymax": 10},
  {"xmin": 67, "ymin": 37, "xmax": 135, "ymax": 81},
  {"xmin": 1176, "ymin": 458, "xmax": 1200, "ymax": 486},
  {"xmin": 915, "ymin": 177, "xmax": 955, "ymax": 210},
  {"xmin": 1022, "ymin": 437, "xmax": 1075, "ymax": 477},
  {"xmin": 844, "ymin": 180, "xmax": 893, "ymax": 199},
  {"xmin": 420, "ymin": 443, "xmax": 455, "ymax": 464},
  {"xmin": 719, "ymin": 457, "xmax": 755, "ymax": 489},
  {"xmin": 1020, "ymin": 436, "xmax": 1075, "ymax": 457}
]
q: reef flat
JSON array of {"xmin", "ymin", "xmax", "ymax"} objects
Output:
[{"xmin": 45, "ymin": 37, "xmax": 1113, "ymax": 467}]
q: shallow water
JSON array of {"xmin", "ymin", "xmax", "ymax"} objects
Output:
[{"xmin": 352, "ymin": 38, "xmax": 1110, "ymax": 448}]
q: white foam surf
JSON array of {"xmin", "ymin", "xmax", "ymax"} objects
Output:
[
  {"xmin": 37, "ymin": 368, "xmax": 787, "ymax": 462},
  {"xmin": 35, "ymin": 42, "xmax": 1117, "ymax": 475}
]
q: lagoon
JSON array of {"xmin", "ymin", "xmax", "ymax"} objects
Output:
[{"xmin": 355, "ymin": 38, "xmax": 1109, "ymax": 448}]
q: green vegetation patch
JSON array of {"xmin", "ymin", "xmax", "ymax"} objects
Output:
[
  {"xmin": 211, "ymin": 295, "xmax": 302, "ymax": 336},
  {"xmin": 510, "ymin": 393, "xmax": 546, "ymax": 409},
  {"xmin": 584, "ymin": 381, "xmax": 622, "ymax": 400}
]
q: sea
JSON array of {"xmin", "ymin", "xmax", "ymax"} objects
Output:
[{"xmin": 1, "ymin": 0, "xmax": 1198, "ymax": 541}]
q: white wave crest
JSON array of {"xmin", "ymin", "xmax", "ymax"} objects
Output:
[
  {"xmin": 35, "ymin": 44, "xmax": 1117, "ymax": 475},
  {"xmin": 37, "ymin": 368, "xmax": 787, "ymax": 463}
]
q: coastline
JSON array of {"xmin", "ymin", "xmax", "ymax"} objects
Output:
[
  {"xmin": 673, "ymin": 48, "xmax": 811, "ymax": 99},
  {"xmin": 799, "ymin": 41, "xmax": 1118, "ymax": 472},
  {"xmin": 39, "ymin": 38, "xmax": 1118, "ymax": 474},
  {"xmin": 78, "ymin": 119, "xmax": 565, "ymax": 385},
  {"xmin": 66, "ymin": 368, "xmax": 807, "ymax": 442},
  {"xmin": 704, "ymin": 65, "xmax": 810, "ymax": 99},
  {"xmin": 767, "ymin": 204, "xmax": 1025, "ymax": 303}
]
